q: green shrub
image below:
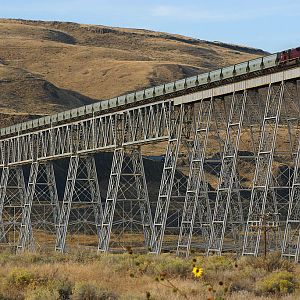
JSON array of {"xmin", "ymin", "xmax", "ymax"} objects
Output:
[
  {"xmin": 99, "ymin": 253, "xmax": 191, "ymax": 277},
  {"xmin": 0, "ymin": 293, "xmax": 9, "ymax": 300},
  {"xmin": 0, "ymin": 292, "xmax": 24, "ymax": 300},
  {"xmin": 241, "ymin": 252, "xmax": 295, "ymax": 272},
  {"xmin": 256, "ymin": 270, "xmax": 296, "ymax": 295},
  {"xmin": 55, "ymin": 277, "xmax": 73, "ymax": 300},
  {"xmin": 98, "ymin": 253, "xmax": 133, "ymax": 272},
  {"xmin": 73, "ymin": 282, "xmax": 118, "ymax": 300},
  {"xmin": 228, "ymin": 265, "xmax": 267, "ymax": 292},
  {"xmin": 191, "ymin": 255, "xmax": 234, "ymax": 283},
  {"xmin": 0, "ymin": 284, "xmax": 25, "ymax": 300},
  {"xmin": 148, "ymin": 255, "xmax": 191, "ymax": 277},
  {"xmin": 191, "ymin": 255, "xmax": 234, "ymax": 271},
  {"xmin": 6, "ymin": 269, "xmax": 35, "ymax": 288},
  {"xmin": 25, "ymin": 287, "xmax": 59, "ymax": 300}
]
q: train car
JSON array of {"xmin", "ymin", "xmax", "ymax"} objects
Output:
[{"xmin": 279, "ymin": 47, "xmax": 300, "ymax": 64}]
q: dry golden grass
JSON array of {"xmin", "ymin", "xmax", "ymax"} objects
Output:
[{"xmin": 0, "ymin": 250, "xmax": 299, "ymax": 299}]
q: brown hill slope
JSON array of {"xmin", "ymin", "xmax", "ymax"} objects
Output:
[
  {"xmin": 0, "ymin": 63, "xmax": 95, "ymax": 127},
  {"xmin": 0, "ymin": 64, "xmax": 94, "ymax": 114},
  {"xmin": 0, "ymin": 18, "xmax": 267, "ymax": 127}
]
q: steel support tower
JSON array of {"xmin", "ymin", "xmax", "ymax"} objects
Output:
[
  {"xmin": 176, "ymin": 97, "xmax": 213, "ymax": 257},
  {"xmin": 243, "ymin": 83, "xmax": 284, "ymax": 256},
  {"xmin": 207, "ymin": 90, "xmax": 247, "ymax": 255}
]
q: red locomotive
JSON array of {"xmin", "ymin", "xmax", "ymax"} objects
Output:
[{"xmin": 279, "ymin": 47, "xmax": 300, "ymax": 64}]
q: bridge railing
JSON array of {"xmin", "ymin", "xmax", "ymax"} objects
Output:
[{"xmin": 0, "ymin": 101, "xmax": 171, "ymax": 167}]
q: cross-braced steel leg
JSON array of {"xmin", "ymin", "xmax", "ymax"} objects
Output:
[
  {"xmin": 0, "ymin": 166, "xmax": 26, "ymax": 248},
  {"xmin": 98, "ymin": 148, "xmax": 124, "ymax": 252},
  {"xmin": 18, "ymin": 162, "xmax": 39, "ymax": 251},
  {"xmin": 86, "ymin": 155, "xmax": 103, "ymax": 240},
  {"xmin": 272, "ymin": 82, "xmax": 299, "ymax": 243},
  {"xmin": 0, "ymin": 167, "xmax": 9, "ymax": 242},
  {"xmin": 275, "ymin": 82, "xmax": 300, "ymax": 261},
  {"xmin": 46, "ymin": 163, "xmax": 60, "ymax": 231},
  {"xmin": 177, "ymin": 98, "xmax": 213, "ymax": 257},
  {"xmin": 131, "ymin": 148, "xmax": 154, "ymax": 249},
  {"xmin": 282, "ymin": 134, "xmax": 300, "ymax": 261},
  {"xmin": 207, "ymin": 90, "xmax": 247, "ymax": 255},
  {"xmin": 98, "ymin": 147, "xmax": 153, "ymax": 252},
  {"xmin": 55, "ymin": 155, "xmax": 79, "ymax": 252},
  {"xmin": 56, "ymin": 155, "xmax": 102, "ymax": 252},
  {"xmin": 18, "ymin": 161, "xmax": 60, "ymax": 252},
  {"xmin": 150, "ymin": 104, "xmax": 184, "ymax": 254},
  {"xmin": 243, "ymin": 83, "xmax": 284, "ymax": 256}
]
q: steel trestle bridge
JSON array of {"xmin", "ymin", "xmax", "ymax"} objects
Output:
[{"xmin": 1, "ymin": 50, "xmax": 300, "ymax": 260}]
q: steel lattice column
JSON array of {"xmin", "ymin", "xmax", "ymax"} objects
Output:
[
  {"xmin": 150, "ymin": 104, "xmax": 185, "ymax": 254},
  {"xmin": 282, "ymin": 129, "xmax": 300, "ymax": 261},
  {"xmin": 46, "ymin": 163, "xmax": 60, "ymax": 230},
  {"xmin": 207, "ymin": 90, "xmax": 247, "ymax": 255},
  {"xmin": 55, "ymin": 155, "xmax": 79, "ymax": 252},
  {"xmin": 0, "ymin": 166, "xmax": 26, "ymax": 248},
  {"xmin": 243, "ymin": 82, "xmax": 285, "ymax": 256},
  {"xmin": 87, "ymin": 155, "xmax": 103, "ymax": 241},
  {"xmin": 98, "ymin": 148, "xmax": 124, "ymax": 252},
  {"xmin": 98, "ymin": 147, "xmax": 153, "ymax": 252},
  {"xmin": 177, "ymin": 97, "xmax": 213, "ymax": 257},
  {"xmin": 55, "ymin": 155, "xmax": 102, "ymax": 252},
  {"xmin": 280, "ymin": 80, "xmax": 300, "ymax": 261},
  {"xmin": 0, "ymin": 167, "xmax": 9, "ymax": 242},
  {"xmin": 131, "ymin": 148, "xmax": 154, "ymax": 249},
  {"xmin": 272, "ymin": 82, "xmax": 299, "ymax": 248},
  {"xmin": 18, "ymin": 162, "xmax": 39, "ymax": 251},
  {"xmin": 17, "ymin": 162, "xmax": 60, "ymax": 252}
]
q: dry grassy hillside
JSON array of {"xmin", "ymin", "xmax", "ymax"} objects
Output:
[
  {"xmin": 0, "ymin": 251, "xmax": 299, "ymax": 300},
  {"xmin": 0, "ymin": 18, "xmax": 267, "ymax": 127}
]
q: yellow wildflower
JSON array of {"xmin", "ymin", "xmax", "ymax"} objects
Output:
[{"xmin": 192, "ymin": 266, "xmax": 203, "ymax": 278}]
